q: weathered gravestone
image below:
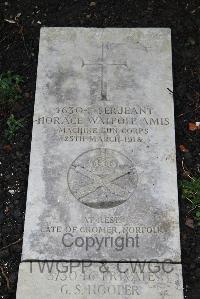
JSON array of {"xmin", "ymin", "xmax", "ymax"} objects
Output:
[
  {"xmin": 16, "ymin": 28, "xmax": 184, "ymax": 298},
  {"xmin": 17, "ymin": 262, "xmax": 183, "ymax": 298}
]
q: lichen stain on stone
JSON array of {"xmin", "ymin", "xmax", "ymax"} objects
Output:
[
  {"xmin": 47, "ymin": 69, "xmax": 79, "ymax": 103},
  {"xmin": 164, "ymin": 151, "xmax": 176, "ymax": 162}
]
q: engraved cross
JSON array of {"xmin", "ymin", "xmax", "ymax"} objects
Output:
[{"xmin": 82, "ymin": 43, "xmax": 127, "ymax": 101}]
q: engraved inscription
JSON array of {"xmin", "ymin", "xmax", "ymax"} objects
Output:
[
  {"xmin": 67, "ymin": 148, "xmax": 138, "ymax": 209},
  {"xmin": 34, "ymin": 104, "xmax": 170, "ymax": 144},
  {"xmin": 82, "ymin": 43, "xmax": 127, "ymax": 101}
]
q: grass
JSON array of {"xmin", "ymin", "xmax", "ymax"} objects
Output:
[
  {"xmin": 0, "ymin": 71, "xmax": 24, "ymax": 109},
  {"xmin": 0, "ymin": 71, "xmax": 25, "ymax": 142},
  {"xmin": 5, "ymin": 114, "xmax": 24, "ymax": 141},
  {"xmin": 181, "ymin": 177, "xmax": 200, "ymax": 225}
]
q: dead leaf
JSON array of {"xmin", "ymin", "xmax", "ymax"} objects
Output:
[
  {"xmin": 4, "ymin": 19, "xmax": 16, "ymax": 24},
  {"xmin": 188, "ymin": 122, "xmax": 200, "ymax": 131},
  {"xmin": 179, "ymin": 144, "xmax": 189, "ymax": 153},
  {"xmin": 182, "ymin": 233, "xmax": 187, "ymax": 240},
  {"xmin": 3, "ymin": 144, "xmax": 12, "ymax": 153},
  {"xmin": 18, "ymin": 25, "xmax": 24, "ymax": 34},
  {"xmin": 4, "ymin": 206, "xmax": 10, "ymax": 214},
  {"xmin": 183, "ymin": 170, "xmax": 192, "ymax": 179},
  {"xmin": 24, "ymin": 92, "xmax": 31, "ymax": 99},
  {"xmin": 185, "ymin": 217, "xmax": 194, "ymax": 229},
  {"xmin": 15, "ymin": 85, "xmax": 22, "ymax": 93},
  {"xmin": 15, "ymin": 13, "xmax": 21, "ymax": 20}
]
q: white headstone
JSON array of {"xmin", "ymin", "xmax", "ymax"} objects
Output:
[
  {"xmin": 22, "ymin": 28, "xmax": 180, "ymax": 262},
  {"xmin": 17, "ymin": 262, "xmax": 184, "ymax": 299},
  {"xmin": 17, "ymin": 27, "xmax": 184, "ymax": 299}
]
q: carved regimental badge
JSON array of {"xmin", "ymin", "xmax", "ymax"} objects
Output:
[{"xmin": 68, "ymin": 148, "xmax": 138, "ymax": 208}]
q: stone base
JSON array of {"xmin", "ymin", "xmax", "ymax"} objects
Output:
[{"xmin": 16, "ymin": 262, "xmax": 184, "ymax": 298}]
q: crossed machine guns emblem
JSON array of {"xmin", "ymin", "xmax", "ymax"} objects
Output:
[{"xmin": 67, "ymin": 148, "xmax": 138, "ymax": 209}]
